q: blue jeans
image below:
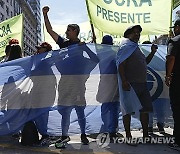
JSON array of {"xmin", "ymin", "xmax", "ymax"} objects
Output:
[
  {"xmin": 58, "ymin": 105, "xmax": 86, "ymax": 136},
  {"xmin": 34, "ymin": 111, "xmax": 49, "ymax": 136},
  {"xmin": 149, "ymin": 99, "xmax": 166, "ymax": 127},
  {"xmin": 101, "ymin": 102, "xmax": 120, "ymax": 133}
]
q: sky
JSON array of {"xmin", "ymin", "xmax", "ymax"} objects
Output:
[
  {"xmin": 40, "ymin": 0, "xmax": 179, "ymax": 26},
  {"xmin": 40, "ymin": 0, "xmax": 89, "ymax": 25}
]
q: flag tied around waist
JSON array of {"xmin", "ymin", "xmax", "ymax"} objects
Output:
[{"xmin": 0, "ymin": 43, "xmax": 170, "ymax": 135}]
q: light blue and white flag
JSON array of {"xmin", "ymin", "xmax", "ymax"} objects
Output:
[
  {"xmin": 116, "ymin": 39, "xmax": 142, "ymax": 116},
  {"xmin": 0, "ymin": 43, "xmax": 170, "ymax": 136}
]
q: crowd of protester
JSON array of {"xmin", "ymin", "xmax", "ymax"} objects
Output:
[{"xmin": 0, "ymin": 5, "xmax": 179, "ymax": 151}]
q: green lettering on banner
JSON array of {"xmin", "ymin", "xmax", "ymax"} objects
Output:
[
  {"xmin": 97, "ymin": 5, "xmax": 101, "ymax": 16},
  {"xmin": 102, "ymin": 8, "xmax": 108, "ymax": 20},
  {"xmin": 103, "ymin": 0, "xmax": 152, "ymax": 7},
  {"xmin": 127, "ymin": 0, "xmax": 138, "ymax": 7},
  {"xmin": 0, "ymin": 24, "xmax": 12, "ymax": 37},
  {"xmin": 0, "ymin": 37, "xmax": 11, "ymax": 48},
  {"xmin": 79, "ymin": 32, "xmax": 86, "ymax": 42},
  {"xmin": 103, "ymin": 0, "xmax": 112, "ymax": 4},
  {"xmin": 121, "ymin": 13, "xmax": 127, "ymax": 23},
  {"xmin": 96, "ymin": 6, "xmax": 151, "ymax": 24},
  {"xmin": 144, "ymin": 13, "xmax": 151, "ymax": 23},
  {"xmin": 79, "ymin": 32, "xmax": 92, "ymax": 42},
  {"xmin": 87, "ymin": 30, "xmax": 93, "ymax": 41},
  {"xmin": 6, "ymin": 24, "xmax": 12, "ymax": 35},
  {"xmin": 114, "ymin": 12, "xmax": 120, "ymax": 22},
  {"xmin": 128, "ymin": 14, "xmax": 135, "ymax": 23},
  {"xmin": 115, "ymin": 0, "xmax": 125, "ymax": 6},
  {"xmin": 79, "ymin": 31, "xmax": 93, "ymax": 42},
  {"xmin": 0, "ymin": 26, "xmax": 5, "ymax": 37},
  {"xmin": 136, "ymin": 13, "xmax": 143, "ymax": 23},
  {"xmin": 108, "ymin": 10, "xmax": 114, "ymax": 21},
  {"xmin": 139, "ymin": 0, "xmax": 152, "ymax": 6}
]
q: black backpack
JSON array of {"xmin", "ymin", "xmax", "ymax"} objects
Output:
[{"xmin": 21, "ymin": 121, "xmax": 39, "ymax": 146}]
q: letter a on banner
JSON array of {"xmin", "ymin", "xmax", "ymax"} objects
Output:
[
  {"xmin": 0, "ymin": 14, "xmax": 23, "ymax": 57},
  {"xmin": 86, "ymin": 0, "xmax": 172, "ymax": 36}
]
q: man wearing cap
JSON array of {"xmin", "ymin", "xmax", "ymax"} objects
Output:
[
  {"xmin": 42, "ymin": 6, "xmax": 89, "ymax": 145},
  {"xmin": 9, "ymin": 39, "xmax": 19, "ymax": 45},
  {"xmin": 35, "ymin": 42, "xmax": 52, "ymax": 54},
  {"xmin": 166, "ymin": 19, "xmax": 180, "ymax": 150},
  {"xmin": 32, "ymin": 42, "xmax": 54, "ymax": 146},
  {"xmin": 116, "ymin": 25, "xmax": 156, "ymax": 143}
]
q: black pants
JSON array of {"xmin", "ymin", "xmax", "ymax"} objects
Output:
[{"xmin": 169, "ymin": 77, "xmax": 180, "ymax": 145}]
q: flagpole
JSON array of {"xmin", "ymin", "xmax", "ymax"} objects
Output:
[
  {"xmin": 169, "ymin": 0, "xmax": 174, "ymax": 38},
  {"xmin": 85, "ymin": 0, "xmax": 97, "ymax": 43},
  {"xmin": 21, "ymin": 14, "xmax": 25, "ymax": 57},
  {"xmin": 90, "ymin": 23, "xmax": 96, "ymax": 43},
  {"xmin": 43, "ymin": 23, "xmax": 45, "ymax": 42}
]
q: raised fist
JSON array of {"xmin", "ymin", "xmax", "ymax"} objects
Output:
[{"xmin": 42, "ymin": 6, "xmax": 50, "ymax": 14}]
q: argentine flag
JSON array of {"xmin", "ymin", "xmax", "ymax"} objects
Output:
[{"xmin": 0, "ymin": 43, "xmax": 171, "ymax": 136}]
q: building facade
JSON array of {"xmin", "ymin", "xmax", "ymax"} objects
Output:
[
  {"xmin": 27, "ymin": 0, "xmax": 41, "ymax": 46},
  {"xmin": 0, "ymin": 0, "xmax": 41, "ymax": 56}
]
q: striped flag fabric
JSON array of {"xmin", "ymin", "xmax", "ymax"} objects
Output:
[{"xmin": 0, "ymin": 43, "xmax": 171, "ymax": 136}]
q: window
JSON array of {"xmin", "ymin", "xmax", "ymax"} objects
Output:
[
  {"xmin": 6, "ymin": 6, "xmax": 9, "ymax": 16},
  {"xmin": 10, "ymin": 0, "xmax": 13, "ymax": 6},
  {"xmin": 0, "ymin": 0, "xmax": 5, "ymax": 8},
  {"xmin": 0, "ymin": 13, "xmax": 4, "ymax": 21}
]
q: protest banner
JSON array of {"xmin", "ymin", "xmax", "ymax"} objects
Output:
[
  {"xmin": 86, "ymin": 0, "xmax": 172, "ymax": 35},
  {"xmin": 0, "ymin": 14, "xmax": 23, "ymax": 57}
]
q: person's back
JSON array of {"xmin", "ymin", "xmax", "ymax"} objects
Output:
[
  {"xmin": 98, "ymin": 35, "xmax": 120, "ymax": 140},
  {"xmin": 1, "ymin": 39, "xmax": 20, "ymax": 63},
  {"xmin": 7, "ymin": 45, "xmax": 22, "ymax": 61}
]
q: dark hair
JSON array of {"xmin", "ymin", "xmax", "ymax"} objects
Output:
[
  {"xmin": 7, "ymin": 45, "xmax": 22, "ymax": 61},
  {"xmin": 142, "ymin": 41, "xmax": 158, "ymax": 49},
  {"xmin": 170, "ymin": 19, "xmax": 180, "ymax": 28},
  {"xmin": 5, "ymin": 45, "xmax": 11, "ymax": 55},
  {"xmin": 35, "ymin": 42, "xmax": 52, "ymax": 53},
  {"xmin": 68, "ymin": 24, "xmax": 80, "ymax": 36},
  {"xmin": 142, "ymin": 41, "xmax": 152, "ymax": 44},
  {"xmin": 101, "ymin": 35, "xmax": 113, "ymax": 45},
  {"xmin": 124, "ymin": 25, "xmax": 142, "ymax": 38}
]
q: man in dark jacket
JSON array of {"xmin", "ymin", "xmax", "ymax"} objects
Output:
[{"xmin": 166, "ymin": 19, "xmax": 180, "ymax": 151}]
